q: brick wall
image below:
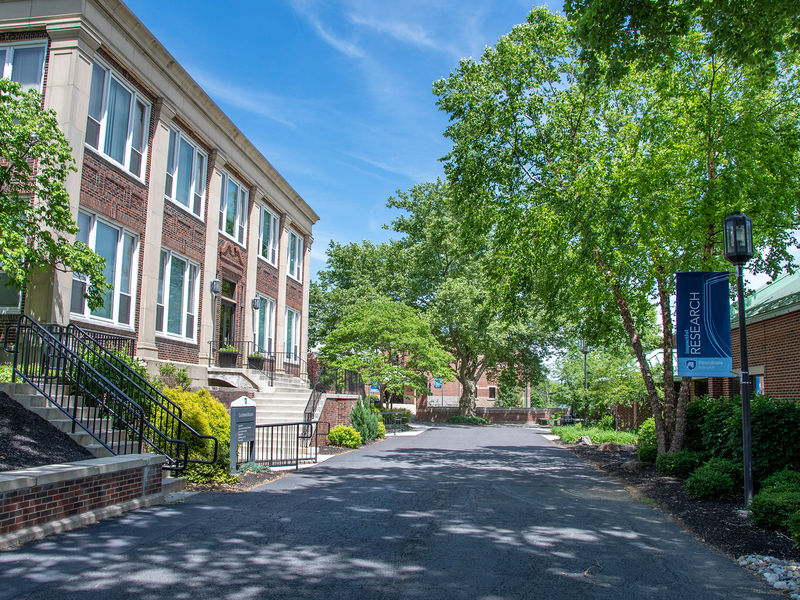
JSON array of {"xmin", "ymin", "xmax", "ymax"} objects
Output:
[
  {"xmin": 416, "ymin": 407, "xmax": 558, "ymax": 423},
  {"xmin": 318, "ymin": 394, "xmax": 359, "ymax": 444},
  {"xmin": 208, "ymin": 388, "xmax": 254, "ymax": 411},
  {"xmin": 256, "ymin": 260, "xmax": 280, "ymax": 299},
  {"xmin": 286, "ymin": 277, "xmax": 303, "ymax": 311},
  {"xmin": 156, "ymin": 337, "xmax": 200, "ymax": 364},
  {"xmin": 0, "ymin": 455, "xmax": 163, "ymax": 536},
  {"xmin": 708, "ymin": 309, "xmax": 800, "ymax": 401}
]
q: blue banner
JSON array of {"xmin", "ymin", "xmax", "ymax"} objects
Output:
[{"xmin": 676, "ymin": 272, "xmax": 732, "ymax": 377}]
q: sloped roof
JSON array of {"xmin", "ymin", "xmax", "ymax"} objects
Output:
[{"xmin": 734, "ymin": 270, "xmax": 800, "ymax": 324}]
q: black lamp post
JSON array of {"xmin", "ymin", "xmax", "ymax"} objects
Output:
[
  {"xmin": 723, "ymin": 212, "xmax": 754, "ymax": 506},
  {"xmin": 251, "ymin": 297, "xmax": 260, "ymax": 353}
]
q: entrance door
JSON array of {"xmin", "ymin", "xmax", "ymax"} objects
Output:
[{"xmin": 219, "ymin": 300, "xmax": 235, "ymax": 345}]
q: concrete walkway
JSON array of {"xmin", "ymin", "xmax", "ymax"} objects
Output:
[{"xmin": 0, "ymin": 426, "xmax": 778, "ymax": 599}]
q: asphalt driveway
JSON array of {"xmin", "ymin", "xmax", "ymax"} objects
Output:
[{"xmin": 0, "ymin": 425, "xmax": 778, "ymax": 599}]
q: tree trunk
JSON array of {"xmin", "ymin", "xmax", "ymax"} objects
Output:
[
  {"xmin": 669, "ymin": 377, "xmax": 692, "ymax": 452},
  {"xmin": 656, "ymin": 274, "xmax": 677, "ymax": 450},
  {"xmin": 458, "ymin": 378, "xmax": 477, "ymax": 416},
  {"xmin": 608, "ymin": 282, "xmax": 668, "ymax": 453}
]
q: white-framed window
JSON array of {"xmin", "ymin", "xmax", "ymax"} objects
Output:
[
  {"xmin": 285, "ymin": 307, "xmax": 300, "ymax": 361},
  {"xmin": 70, "ymin": 211, "xmax": 138, "ymax": 327},
  {"xmin": 288, "ymin": 231, "xmax": 303, "ymax": 281},
  {"xmin": 0, "ymin": 272, "xmax": 21, "ymax": 315},
  {"xmin": 156, "ymin": 249, "xmax": 200, "ymax": 341},
  {"xmin": 85, "ymin": 60, "xmax": 150, "ymax": 179},
  {"xmin": 165, "ymin": 128, "xmax": 207, "ymax": 218},
  {"xmin": 254, "ymin": 294, "xmax": 276, "ymax": 354},
  {"xmin": 0, "ymin": 42, "xmax": 46, "ymax": 91},
  {"xmin": 218, "ymin": 172, "xmax": 248, "ymax": 246},
  {"xmin": 258, "ymin": 205, "xmax": 279, "ymax": 266}
]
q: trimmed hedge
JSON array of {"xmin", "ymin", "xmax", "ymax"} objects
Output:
[
  {"xmin": 685, "ymin": 458, "xmax": 741, "ymax": 499},
  {"xmin": 328, "ymin": 425, "xmax": 362, "ymax": 448},
  {"xmin": 161, "ymin": 387, "xmax": 230, "ymax": 461},
  {"xmin": 637, "ymin": 417, "xmax": 657, "ymax": 463},
  {"xmin": 750, "ymin": 490, "xmax": 800, "ymax": 529},
  {"xmin": 447, "ymin": 415, "xmax": 489, "ymax": 425},
  {"xmin": 656, "ymin": 450, "xmax": 707, "ymax": 478}
]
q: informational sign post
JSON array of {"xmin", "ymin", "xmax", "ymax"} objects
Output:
[
  {"xmin": 229, "ymin": 396, "xmax": 256, "ymax": 474},
  {"xmin": 433, "ymin": 378, "xmax": 442, "ymax": 389},
  {"xmin": 676, "ymin": 272, "xmax": 733, "ymax": 378}
]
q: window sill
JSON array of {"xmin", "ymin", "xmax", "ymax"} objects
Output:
[
  {"xmin": 218, "ymin": 229, "xmax": 247, "ymax": 250},
  {"xmin": 69, "ymin": 313, "xmax": 136, "ymax": 333},
  {"xmin": 155, "ymin": 332, "xmax": 198, "ymax": 346},
  {"xmin": 287, "ymin": 273, "xmax": 303, "ymax": 285},
  {"xmin": 257, "ymin": 255, "xmax": 278, "ymax": 269}
]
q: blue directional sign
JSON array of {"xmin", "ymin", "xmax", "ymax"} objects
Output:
[
  {"xmin": 369, "ymin": 382, "xmax": 380, "ymax": 394},
  {"xmin": 676, "ymin": 272, "xmax": 732, "ymax": 377},
  {"xmin": 433, "ymin": 378, "xmax": 442, "ymax": 389}
]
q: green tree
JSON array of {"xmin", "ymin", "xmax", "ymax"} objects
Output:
[
  {"xmin": 434, "ymin": 8, "xmax": 800, "ymax": 452},
  {"xmin": 0, "ymin": 79, "xmax": 108, "ymax": 308},
  {"xmin": 565, "ymin": 0, "xmax": 800, "ymax": 81},
  {"xmin": 318, "ymin": 296, "xmax": 452, "ymax": 405}
]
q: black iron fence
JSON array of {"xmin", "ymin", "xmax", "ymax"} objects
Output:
[
  {"xmin": 82, "ymin": 329, "xmax": 135, "ymax": 358},
  {"xmin": 8, "ymin": 315, "xmax": 188, "ymax": 466},
  {"xmin": 304, "ymin": 366, "xmax": 365, "ymax": 422},
  {"xmin": 209, "ymin": 341, "xmax": 307, "ymax": 382},
  {"xmin": 46, "ymin": 323, "xmax": 217, "ymax": 470},
  {"xmin": 235, "ymin": 420, "xmax": 329, "ymax": 469}
]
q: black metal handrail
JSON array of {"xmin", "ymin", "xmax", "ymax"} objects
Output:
[
  {"xmin": 236, "ymin": 420, "xmax": 329, "ymax": 470},
  {"xmin": 10, "ymin": 315, "xmax": 188, "ymax": 468},
  {"xmin": 304, "ymin": 366, "xmax": 365, "ymax": 422},
  {"xmin": 47, "ymin": 323, "xmax": 218, "ymax": 469},
  {"xmin": 83, "ymin": 330, "xmax": 135, "ymax": 357}
]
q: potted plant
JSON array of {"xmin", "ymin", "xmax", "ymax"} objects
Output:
[
  {"xmin": 217, "ymin": 344, "xmax": 239, "ymax": 368},
  {"xmin": 248, "ymin": 351, "xmax": 265, "ymax": 370}
]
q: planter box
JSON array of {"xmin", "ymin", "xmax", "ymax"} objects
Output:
[
  {"xmin": 248, "ymin": 356, "xmax": 265, "ymax": 370},
  {"xmin": 218, "ymin": 350, "xmax": 239, "ymax": 368}
]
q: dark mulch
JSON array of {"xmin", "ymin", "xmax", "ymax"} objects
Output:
[
  {"xmin": 187, "ymin": 470, "xmax": 286, "ymax": 493},
  {"xmin": 564, "ymin": 442, "xmax": 800, "ymax": 561},
  {"xmin": 0, "ymin": 391, "xmax": 93, "ymax": 472}
]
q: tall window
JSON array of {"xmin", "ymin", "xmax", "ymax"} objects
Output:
[
  {"xmin": 286, "ymin": 308, "xmax": 300, "ymax": 361},
  {"xmin": 254, "ymin": 295, "xmax": 276, "ymax": 354},
  {"xmin": 288, "ymin": 231, "xmax": 303, "ymax": 281},
  {"xmin": 85, "ymin": 61, "xmax": 150, "ymax": 178},
  {"xmin": 218, "ymin": 172, "xmax": 248, "ymax": 246},
  {"xmin": 70, "ymin": 211, "xmax": 138, "ymax": 326},
  {"xmin": 156, "ymin": 250, "xmax": 199, "ymax": 341},
  {"xmin": 0, "ymin": 272, "xmax": 21, "ymax": 314},
  {"xmin": 258, "ymin": 205, "xmax": 279, "ymax": 265},
  {"xmin": 0, "ymin": 43, "xmax": 46, "ymax": 91},
  {"xmin": 165, "ymin": 129, "xmax": 207, "ymax": 218}
]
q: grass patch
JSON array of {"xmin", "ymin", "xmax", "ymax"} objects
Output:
[{"xmin": 551, "ymin": 425, "xmax": 637, "ymax": 445}]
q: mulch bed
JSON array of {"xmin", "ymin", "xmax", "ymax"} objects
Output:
[
  {"xmin": 0, "ymin": 391, "xmax": 93, "ymax": 472},
  {"xmin": 563, "ymin": 442, "xmax": 800, "ymax": 561}
]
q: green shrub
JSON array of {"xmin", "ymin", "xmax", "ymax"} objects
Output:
[
  {"xmin": 551, "ymin": 425, "xmax": 637, "ymax": 445},
  {"xmin": 238, "ymin": 462, "xmax": 270, "ymax": 474},
  {"xmin": 161, "ymin": 387, "xmax": 230, "ymax": 461},
  {"xmin": 184, "ymin": 462, "xmax": 240, "ymax": 485},
  {"xmin": 787, "ymin": 511, "xmax": 800, "ymax": 548},
  {"xmin": 371, "ymin": 405, "xmax": 412, "ymax": 425},
  {"xmin": 656, "ymin": 450, "xmax": 708, "ymax": 478},
  {"xmin": 350, "ymin": 397, "xmax": 380, "ymax": 441},
  {"xmin": 759, "ymin": 469, "xmax": 800, "ymax": 494},
  {"xmin": 685, "ymin": 395, "xmax": 800, "ymax": 485},
  {"xmin": 157, "ymin": 363, "xmax": 191, "ymax": 390},
  {"xmin": 750, "ymin": 490, "xmax": 800, "ymax": 529},
  {"xmin": 0, "ymin": 363, "xmax": 12, "ymax": 382},
  {"xmin": 637, "ymin": 417, "xmax": 657, "ymax": 463},
  {"xmin": 328, "ymin": 425, "xmax": 362, "ymax": 448},
  {"xmin": 598, "ymin": 415, "xmax": 615, "ymax": 430},
  {"xmin": 377, "ymin": 421, "xmax": 386, "ymax": 439},
  {"xmin": 685, "ymin": 458, "xmax": 741, "ymax": 499},
  {"xmin": 447, "ymin": 415, "xmax": 489, "ymax": 425}
]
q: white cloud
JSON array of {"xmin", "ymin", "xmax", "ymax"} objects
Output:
[
  {"xmin": 347, "ymin": 13, "xmax": 460, "ymax": 58},
  {"xmin": 289, "ymin": 0, "xmax": 363, "ymax": 58}
]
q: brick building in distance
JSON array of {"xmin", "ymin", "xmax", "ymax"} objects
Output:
[
  {"xmin": 0, "ymin": 0, "xmax": 318, "ymax": 384},
  {"xmin": 708, "ymin": 271, "xmax": 800, "ymax": 401}
]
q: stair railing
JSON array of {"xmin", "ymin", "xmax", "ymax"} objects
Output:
[
  {"xmin": 8, "ymin": 315, "xmax": 188, "ymax": 468},
  {"xmin": 46, "ymin": 323, "xmax": 218, "ymax": 469}
]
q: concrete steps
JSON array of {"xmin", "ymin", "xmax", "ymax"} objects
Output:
[{"xmin": 251, "ymin": 372, "xmax": 313, "ymax": 424}]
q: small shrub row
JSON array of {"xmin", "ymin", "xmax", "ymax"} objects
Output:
[
  {"xmin": 656, "ymin": 450, "xmax": 708, "ymax": 478},
  {"xmin": 183, "ymin": 462, "xmax": 240, "ymax": 485},
  {"xmin": 749, "ymin": 470, "xmax": 800, "ymax": 534},
  {"xmin": 685, "ymin": 458, "xmax": 741, "ymax": 499},
  {"xmin": 328, "ymin": 425, "xmax": 362, "ymax": 448},
  {"xmin": 447, "ymin": 415, "xmax": 489, "ymax": 425},
  {"xmin": 551, "ymin": 425, "xmax": 637, "ymax": 445}
]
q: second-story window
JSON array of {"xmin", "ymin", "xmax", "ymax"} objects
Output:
[
  {"xmin": 165, "ymin": 129, "xmax": 207, "ymax": 218},
  {"xmin": 218, "ymin": 172, "xmax": 248, "ymax": 246},
  {"xmin": 1, "ymin": 43, "xmax": 46, "ymax": 91},
  {"xmin": 258, "ymin": 205, "xmax": 279, "ymax": 266},
  {"xmin": 85, "ymin": 61, "xmax": 150, "ymax": 179},
  {"xmin": 288, "ymin": 231, "xmax": 303, "ymax": 281}
]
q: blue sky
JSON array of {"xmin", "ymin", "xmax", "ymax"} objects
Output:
[{"xmin": 124, "ymin": 0, "xmax": 563, "ymax": 278}]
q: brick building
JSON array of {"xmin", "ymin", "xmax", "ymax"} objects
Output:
[
  {"xmin": 0, "ymin": 0, "xmax": 318, "ymax": 383},
  {"xmin": 708, "ymin": 271, "xmax": 800, "ymax": 401}
]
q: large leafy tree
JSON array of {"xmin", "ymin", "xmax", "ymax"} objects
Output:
[
  {"xmin": 565, "ymin": 0, "xmax": 800, "ymax": 81},
  {"xmin": 318, "ymin": 296, "xmax": 452, "ymax": 404},
  {"xmin": 434, "ymin": 8, "xmax": 800, "ymax": 452},
  {"xmin": 0, "ymin": 79, "xmax": 107, "ymax": 308}
]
